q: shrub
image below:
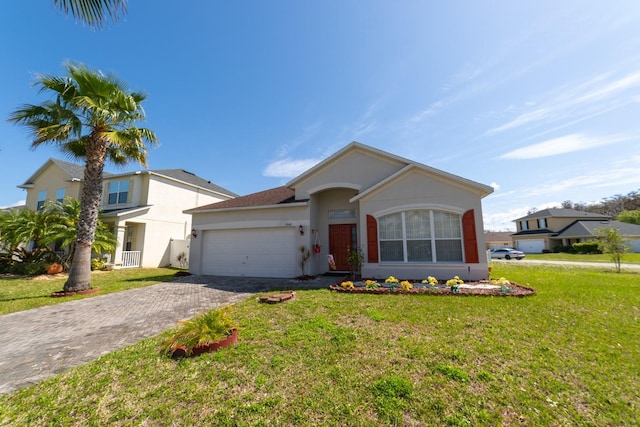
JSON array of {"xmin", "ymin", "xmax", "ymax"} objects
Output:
[
  {"xmin": 552, "ymin": 245, "xmax": 575, "ymax": 253},
  {"xmin": 91, "ymin": 257, "xmax": 106, "ymax": 271},
  {"xmin": 572, "ymin": 241, "xmax": 602, "ymax": 254}
]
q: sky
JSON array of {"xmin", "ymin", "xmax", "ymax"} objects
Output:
[{"xmin": 2, "ymin": 1, "xmax": 640, "ymax": 231}]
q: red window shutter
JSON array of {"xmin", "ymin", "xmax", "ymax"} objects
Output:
[
  {"xmin": 366, "ymin": 215, "xmax": 379, "ymax": 263},
  {"xmin": 462, "ymin": 209, "xmax": 479, "ymax": 263}
]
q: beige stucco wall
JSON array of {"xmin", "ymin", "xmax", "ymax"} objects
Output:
[
  {"xmin": 293, "ymin": 150, "xmax": 404, "ymax": 200},
  {"xmin": 358, "ymin": 169, "xmax": 489, "ymax": 281},
  {"xmin": 189, "ymin": 204, "xmax": 309, "ymax": 275},
  {"xmin": 24, "ymin": 165, "xmax": 82, "ymax": 211}
]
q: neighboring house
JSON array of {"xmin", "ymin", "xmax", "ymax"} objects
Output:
[
  {"xmin": 484, "ymin": 231, "xmax": 514, "ymax": 250},
  {"xmin": 17, "ymin": 158, "xmax": 237, "ymax": 267},
  {"xmin": 186, "ymin": 142, "xmax": 494, "ymax": 280},
  {"xmin": 511, "ymin": 208, "xmax": 640, "ymax": 253}
]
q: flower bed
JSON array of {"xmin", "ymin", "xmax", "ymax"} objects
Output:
[{"xmin": 329, "ymin": 276, "xmax": 535, "ymax": 297}]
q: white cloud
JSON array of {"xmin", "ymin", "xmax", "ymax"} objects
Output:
[
  {"xmin": 262, "ymin": 158, "xmax": 322, "ymax": 178},
  {"xmin": 489, "ymin": 182, "xmax": 500, "ymax": 190},
  {"xmin": 501, "ymin": 133, "xmax": 630, "ymax": 160},
  {"xmin": 523, "ymin": 166, "xmax": 640, "ymax": 197},
  {"xmin": 487, "ymin": 70, "xmax": 640, "ymax": 135},
  {"xmin": 483, "ymin": 201, "xmax": 561, "ymax": 231}
]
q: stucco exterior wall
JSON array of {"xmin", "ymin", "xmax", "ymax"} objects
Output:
[
  {"xmin": 293, "ymin": 150, "xmax": 403, "ymax": 200},
  {"xmin": 189, "ymin": 204, "xmax": 309, "ymax": 275},
  {"xmin": 24, "ymin": 166, "xmax": 82, "ymax": 210},
  {"xmin": 358, "ymin": 170, "xmax": 489, "ymax": 281}
]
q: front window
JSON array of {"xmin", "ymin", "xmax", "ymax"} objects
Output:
[
  {"xmin": 36, "ymin": 190, "xmax": 46, "ymax": 211},
  {"xmin": 537, "ymin": 218, "xmax": 547, "ymax": 228},
  {"xmin": 107, "ymin": 180, "xmax": 129, "ymax": 205},
  {"xmin": 520, "ymin": 220, "xmax": 529, "ymax": 231},
  {"xmin": 378, "ymin": 210, "xmax": 463, "ymax": 263},
  {"xmin": 56, "ymin": 188, "xmax": 65, "ymax": 203}
]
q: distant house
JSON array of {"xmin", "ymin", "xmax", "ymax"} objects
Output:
[
  {"xmin": 484, "ymin": 231, "xmax": 514, "ymax": 250},
  {"xmin": 18, "ymin": 158, "xmax": 237, "ymax": 267},
  {"xmin": 187, "ymin": 142, "xmax": 494, "ymax": 280},
  {"xmin": 511, "ymin": 208, "xmax": 640, "ymax": 253}
]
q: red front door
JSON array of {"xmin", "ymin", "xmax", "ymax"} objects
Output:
[{"xmin": 329, "ymin": 224, "xmax": 357, "ymax": 271}]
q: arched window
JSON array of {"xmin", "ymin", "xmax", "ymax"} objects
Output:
[{"xmin": 378, "ymin": 210, "xmax": 463, "ymax": 262}]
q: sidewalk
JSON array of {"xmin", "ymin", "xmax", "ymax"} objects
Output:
[{"xmin": 0, "ymin": 275, "xmax": 336, "ymax": 395}]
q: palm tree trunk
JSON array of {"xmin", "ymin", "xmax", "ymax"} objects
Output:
[{"xmin": 64, "ymin": 136, "xmax": 107, "ymax": 292}]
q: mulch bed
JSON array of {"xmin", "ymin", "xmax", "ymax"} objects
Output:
[
  {"xmin": 329, "ymin": 282, "xmax": 535, "ymax": 297},
  {"xmin": 51, "ymin": 287, "xmax": 101, "ymax": 298}
]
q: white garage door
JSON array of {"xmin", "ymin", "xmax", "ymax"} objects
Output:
[
  {"xmin": 202, "ymin": 228, "xmax": 297, "ymax": 278},
  {"xmin": 516, "ymin": 239, "xmax": 545, "ymax": 253}
]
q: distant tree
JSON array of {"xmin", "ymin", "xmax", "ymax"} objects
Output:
[
  {"xmin": 595, "ymin": 226, "xmax": 630, "ymax": 273},
  {"xmin": 617, "ymin": 210, "xmax": 640, "ymax": 225},
  {"xmin": 9, "ymin": 62, "xmax": 157, "ymax": 292},
  {"xmin": 54, "ymin": 0, "xmax": 127, "ymax": 28}
]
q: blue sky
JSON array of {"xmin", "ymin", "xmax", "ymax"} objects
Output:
[{"xmin": 2, "ymin": 1, "xmax": 640, "ymax": 230}]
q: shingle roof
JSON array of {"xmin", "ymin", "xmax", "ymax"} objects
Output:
[
  {"xmin": 557, "ymin": 220, "xmax": 640, "ymax": 238},
  {"xmin": 515, "ymin": 208, "xmax": 608, "ymax": 221},
  {"xmin": 188, "ymin": 186, "xmax": 299, "ymax": 211},
  {"xmin": 511, "ymin": 228, "xmax": 555, "ymax": 236},
  {"xmin": 149, "ymin": 169, "xmax": 238, "ymax": 197}
]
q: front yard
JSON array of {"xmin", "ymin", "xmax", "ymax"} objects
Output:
[{"xmin": 1, "ymin": 264, "xmax": 639, "ymax": 425}]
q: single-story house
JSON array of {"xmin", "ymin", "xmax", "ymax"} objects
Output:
[
  {"xmin": 512, "ymin": 208, "xmax": 640, "ymax": 252},
  {"xmin": 484, "ymin": 231, "xmax": 514, "ymax": 250},
  {"xmin": 186, "ymin": 142, "xmax": 494, "ymax": 281}
]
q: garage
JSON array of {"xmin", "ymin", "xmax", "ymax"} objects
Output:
[
  {"xmin": 515, "ymin": 239, "xmax": 545, "ymax": 253},
  {"xmin": 201, "ymin": 227, "xmax": 297, "ymax": 277}
]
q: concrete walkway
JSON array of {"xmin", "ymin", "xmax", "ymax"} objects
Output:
[{"xmin": 0, "ymin": 275, "xmax": 336, "ymax": 395}]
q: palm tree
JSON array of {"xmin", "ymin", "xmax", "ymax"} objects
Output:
[
  {"xmin": 42, "ymin": 198, "xmax": 116, "ymax": 269},
  {"xmin": 54, "ymin": 0, "xmax": 127, "ymax": 28},
  {"xmin": 9, "ymin": 62, "xmax": 157, "ymax": 292}
]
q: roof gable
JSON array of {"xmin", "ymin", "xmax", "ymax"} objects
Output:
[
  {"xmin": 287, "ymin": 141, "xmax": 493, "ymax": 198},
  {"xmin": 515, "ymin": 208, "xmax": 608, "ymax": 221},
  {"xmin": 19, "ymin": 158, "xmax": 113, "ymax": 188},
  {"xmin": 557, "ymin": 220, "xmax": 640, "ymax": 238},
  {"xmin": 149, "ymin": 169, "xmax": 238, "ymax": 197}
]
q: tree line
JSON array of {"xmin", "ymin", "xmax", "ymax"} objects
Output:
[{"xmin": 559, "ymin": 188, "xmax": 640, "ymax": 224}]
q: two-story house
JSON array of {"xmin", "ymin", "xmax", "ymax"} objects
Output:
[
  {"xmin": 512, "ymin": 208, "xmax": 640, "ymax": 253},
  {"xmin": 18, "ymin": 158, "xmax": 237, "ymax": 267}
]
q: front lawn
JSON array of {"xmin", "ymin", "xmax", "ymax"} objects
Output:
[
  {"xmin": 1, "ymin": 264, "xmax": 638, "ymax": 425},
  {"xmin": 0, "ymin": 268, "xmax": 179, "ymax": 315}
]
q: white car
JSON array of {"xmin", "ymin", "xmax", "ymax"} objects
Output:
[{"xmin": 490, "ymin": 248, "xmax": 525, "ymax": 260}]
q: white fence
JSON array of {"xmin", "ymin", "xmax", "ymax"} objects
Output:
[{"xmin": 121, "ymin": 251, "xmax": 141, "ymax": 268}]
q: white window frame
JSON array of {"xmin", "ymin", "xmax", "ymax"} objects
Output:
[
  {"xmin": 537, "ymin": 218, "xmax": 547, "ymax": 229},
  {"xmin": 36, "ymin": 190, "xmax": 47, "ymax": 211},
  {"xmin": 107, "ymin": 180, "xmax": 130, "ymax": 205},
  {"xmin": 378, "ymin": 209, "xmax": 463, "ymax": 263},
  {"xmin": 520, "ymin": 220, "xmax": 529, "ymax": 231}
]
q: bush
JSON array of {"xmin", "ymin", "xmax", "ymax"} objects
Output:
[
  {"xmin": 10, "ymin": 261, "xmax": 50, "ymax": 276},
  {"xmin": 572, "ymin": 241, "xmax": 602, "ymax": 254},
  {"xmin": 91, "ymin": 257, "xmax": 106, "ymax": 271},
  {"xmin": 552, "ymin": 245, "xmax": 575, "ymax": 253},
  {"xmin": 542, "ymin": 249, "xmax": 552, "ymax": 253}
]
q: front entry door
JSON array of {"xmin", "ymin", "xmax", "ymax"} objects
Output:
[{"xmin": 329, "ymin": 224, "xmax": 357, "ymax": 271}]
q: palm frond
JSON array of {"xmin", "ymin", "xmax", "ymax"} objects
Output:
[{"xmin": 54, "ymin": 0, "xmax": 127, "ymax": 28}]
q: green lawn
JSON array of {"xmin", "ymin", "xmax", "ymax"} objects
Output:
[
  {"xmin": 1, "ymin": 264, "xmax": 639, "ymax": 425},
  {"xmin": 524, "ymin": 252, "xmax": 640, "ymax": 264},
  {"xmin": 0, "ymin": 268, "xmax": 179, "ymax": 315}
]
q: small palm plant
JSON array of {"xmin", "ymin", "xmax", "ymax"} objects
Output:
[{"xmin": 161, "ymin": 307, "xmax": 238, "ymax": 356}]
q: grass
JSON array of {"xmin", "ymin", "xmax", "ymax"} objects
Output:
[
  {"xmin": 524, "ymin": 252, "xmax": 640, "ymax": 264},
  {"xmin": 0, "ymin": 268, "xmax": 179, "ymax": 315},
  {"xmin": 1, "ymin": 264, "xmax": 639, "ymax": 425}
]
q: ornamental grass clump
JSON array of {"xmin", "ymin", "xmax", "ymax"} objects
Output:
[{"xmin": 161, "ymin": 306, "xmax": 237, "ymax": 356}]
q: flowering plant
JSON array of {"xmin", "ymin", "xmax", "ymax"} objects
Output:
[
  {"xmin": 365, "ymin": 279, "xmax": 380, "ymax": 289},
  {"xmin": 422, "ymin": 276, "xmax": 438, "ymax": 286},
  {"xmin": 385, "ymin": 276, "xmax": 399, "ymax": 284},
  {"xmin": 340, "ymin": 281, "xmax": 354, "ymax": 289},
  {"xmin": 400, "ymin": 280, "xmax": 413, "ymax": 291},
  {"xmin": 490, "ymin": 277, "xmax": 511, "ymax": 292},
  {"xmin": 446, "ymin": 276, "xmax": 464, "ymax": 287}
]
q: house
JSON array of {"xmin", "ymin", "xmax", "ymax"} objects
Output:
[
  {"xmin": 186, "ymin": 142, "xmax": 494, "ymax": 280},
  {"xmin": 484, "ymin": 231, "xmax": 514, "ymax": 250},
  {"xmin": 511, "ymin": 208, "xmax": 640, "ymax": 252},
  {"xmin": 17, "ymin": 158, "xmax": 237, "ymax": 267}
]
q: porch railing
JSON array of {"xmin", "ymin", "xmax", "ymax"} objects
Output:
[{"xmin": 120, "ymin": 251, "xmax": 141, "ymax": 268}]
